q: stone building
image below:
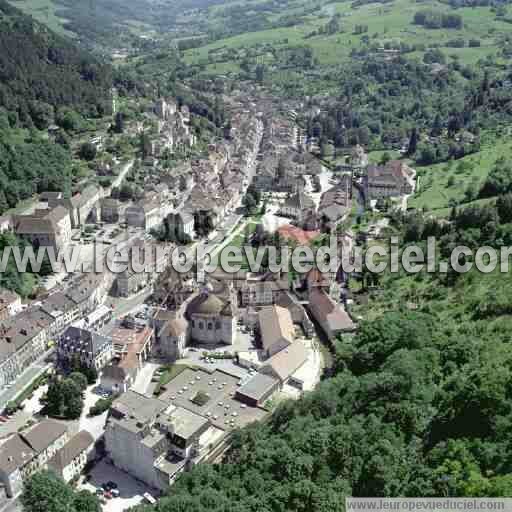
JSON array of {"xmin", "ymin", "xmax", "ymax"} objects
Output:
[
  {"xmin": 14, "ymin": 206, "xmax": 72, "ymax": 252},
  {"xmin": 58, "ymin": 326, "xmax": 113, "ymax": 371},
  {"xmin": 185, "ymin": 291, "xmax": 237, "ymax": 346}
]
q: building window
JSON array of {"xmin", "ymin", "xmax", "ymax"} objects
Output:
[
  {"xmin": 215, "ymin": 321, "xmax": 221, "ymax": 329},
  {"xmin": 198, "ymin": 322, "xmax": 204, "ymax": 330},
  {"xmin": 191, "ymin": 320, "xmax": 195, "ymax": 328},
  {"xmin": 208, "ymin": 322, "xmax": 213, "ymax": 330}
]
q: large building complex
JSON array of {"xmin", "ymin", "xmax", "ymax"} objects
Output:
[{"xmin": 105, "ymin": 367, "xmax": 268, "ymax": 491}]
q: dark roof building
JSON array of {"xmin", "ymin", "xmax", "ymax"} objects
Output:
[
  {"xmin": 58, "ymin": 325, "xmax": 113, "ymax": 370},
  {"xmin": 308, "ymin": 288, "xmax": 356, "ymax": 339},
  {"xmin": 21, "ymin": 419, "xmax": 68, "ymax": 453},
  {"xmin": 235, "ymin": 373, "xmax": 280, "ymax": 407},
  {"xmin": 47, "ymin": 430, "xmax": 94, "ymax": 476}
]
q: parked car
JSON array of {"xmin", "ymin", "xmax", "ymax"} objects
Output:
[{"xmin": 143, "ymin": 493, "xmax": 157, "ymax": 505}]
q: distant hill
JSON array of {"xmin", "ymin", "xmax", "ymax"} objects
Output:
[
  {"xmin": 0, "ymin": 0, "xmax": 112, "ymax": 127},
  {"xmin": 7, "ymin": 0, "xmax": 240, "ymax": 52}
]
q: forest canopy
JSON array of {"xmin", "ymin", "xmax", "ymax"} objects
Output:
[{"xmin": 0, "ymin": 0, "xmax": 112, "ymax": 127}]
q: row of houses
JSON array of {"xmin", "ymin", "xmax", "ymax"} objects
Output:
[
  {"xmin": 0, "ymin": 186, "xmax": 104, "ymax": 253},
  {"xmin": 364, "ymin": 160, "xmax": 416, "ymax": 201},
  {"xmin": 114, "ymin": 239, "xmax": 172, "ymax": 298},
  {"xmin": 104, "ymin": 365, "xmax": 269, "ymax": 491},
  {"xmin": 0, "ymin": 274, "xmax": 108, "ymax": 388},
  {"xmin": 0, "ymin": 420, "xmax": 94, "ymax": 498}
]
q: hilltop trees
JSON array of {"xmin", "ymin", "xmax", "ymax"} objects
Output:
[
  {"xmin": 127, "ymin": 196, "xmax": 512, "ymax": 511},
  {"xmin": 0, "ymin": 233, "xmax": 38, "ymax": 297},
  {"xmin": 413, "ymin": 9, "xmax": 463, "ymax": 29},
  {"xmin": 0, "ymin": 132, "xmax": 72, "ymax": 214},
  {"xmin": 0, "ymin": 0, "xmax": 112, "ymax": 216},
  {"xmin": 0, "ymin": 1, "xmax": 111, "ymax": 127}
]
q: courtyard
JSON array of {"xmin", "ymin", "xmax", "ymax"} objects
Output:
[{"xmin": 79, "ymin": 459, "xmax": 157, "ymax": 512}]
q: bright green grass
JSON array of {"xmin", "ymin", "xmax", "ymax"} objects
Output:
[
  {"xmin": 430, "ymin": 197, "xmax": 497, "ymax": 218},
  {"xmin": 410, "ymin": 134, "xmax": 512, "ymax": 212},
  {"xmin": 8, "ymin": 0, "xmax": 75, "ymax": 37},
  {"xmin": 367, "ymin": 150, "xmax": 402, "ymax": 164},
  {"xmin": 184, "ymin": 0, "xmax": 506, "ymax": 73}
]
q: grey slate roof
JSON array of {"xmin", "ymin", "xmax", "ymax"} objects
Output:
[
  {"xmin": 47, "ymin": 430, "xmax": 94, "ymax": 472},
  {"xmin": 237, "ymin": 373, "xmax": 279, "ymax": 402},
  {"xmin": 0, "ymin": 434, "xmax": 36, "ymax": 474},
  {"xmin": 41, "ymin": 292, "xmax": 76, "ymax": 316},
  {"xmin": 59, "ymin": 326, "xmax": 112, "ymax": 357},
  {"xmin": 21, "ymin": 419, "xmax": 68, "ymax": 453}
]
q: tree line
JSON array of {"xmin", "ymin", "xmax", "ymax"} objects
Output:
[
  {"xmin": 121, "ymin": 195, "xmax": 512, "ymax": 511},
  {"xmin": 413, "ymin": 9, "xmax": 463, "ymax": 29}
]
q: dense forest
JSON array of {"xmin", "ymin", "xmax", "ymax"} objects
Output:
[
  {"xmin": 0, "ymin": 0, "xmax": 112, "ymax": 125},
  {"xmin": 0, "ymin": 0, "xmax": 112, "ymax": 214},
  {"xmin": 131, "ymin": 194, "xmax": 512, "ymax": 511},
  {"xmin": 0, "ymin": 122, "xmax": 72, "ymax": 211},
  {"xmin": 301, "ymin": 55, "xmax": 512, "ymax": 162}
]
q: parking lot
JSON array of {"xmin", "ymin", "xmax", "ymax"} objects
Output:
[
  {"xmin": 79, "ymin": 384, "xmax": 111, "ymax": 441},
  {"xmin": 79, "ymin": 459, "xmax": 157, "ymax": 512}
]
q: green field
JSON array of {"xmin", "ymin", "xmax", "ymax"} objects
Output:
[
  {"xmin": 183, "ymin": 0, "xmax": 509, "ymax": 74},
  {"xmin": 430, "ymin": 197, "xmax": 497, "ymax": 218},
  {"xmin": 410, "ymin": 133, "xmax": 512, "ymax": 213},
  {"xmin": 367, "ymin": 150, "xmax": 401, "ymax": 164},
  {"xmin": 8, "ymin": 0, "xmax": 75, "ymax": 36}
]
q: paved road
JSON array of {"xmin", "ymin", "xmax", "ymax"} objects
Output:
[
  {"xmin": 110, "ymin": 159, "xmax": 135, "ymax": 190},
  {"xmin": 0, "ymin": 496, "xmax": 22, "ymax": 512},
  {"xmin": 0, "ymin": 349, "xmax": 54, "ymax": 411}
]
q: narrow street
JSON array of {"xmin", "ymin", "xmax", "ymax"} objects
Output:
[
  {"xmin": 110, "ymin": 159, "xmax": 135, "ymax": 190},
  {"xmin": 0, "ymin": 350, "xmax": 54, "ymax": 411}
]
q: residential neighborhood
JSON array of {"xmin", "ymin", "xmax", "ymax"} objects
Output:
[
  {"xmin": 0, "ymin": 87, "xmax": 416, "ymax": 512},
  {"xmin": 3, "ymin": 0, "xmax": 511, "ymax": 506}
]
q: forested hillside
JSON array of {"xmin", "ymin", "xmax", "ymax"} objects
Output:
[
  {"xmin": 8, "ymin": 0, "xmax": 238, "ymax": 52},
  {"xmin": 0, "ymin": 0, "xmax": 111, "ymax": 213},
  {"xmin": 0, "ymin": 0, "xmax": 111, "ymax": 126},
  {"xmin": 132, "ymin": 196, "xmax": 512, "ymax": 511}
]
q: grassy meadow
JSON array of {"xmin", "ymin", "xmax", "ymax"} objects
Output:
[
  {"xmin": 410, "ymin": 132, "xmax": 512, "ymax": 213},
  {"xmin": 183, "ymin": 0, "xmax": 510, "ymax": 74},
  {"xmin": 8, "ymin": 0, "xmax": 75, "ymax": 36}
]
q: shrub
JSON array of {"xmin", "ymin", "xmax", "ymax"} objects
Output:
[{"xmin": 89, "ymin": 396, "xmax": 116, "ymax": 417}]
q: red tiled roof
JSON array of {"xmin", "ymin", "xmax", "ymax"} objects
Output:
[{"xmin": 277, "ymin": 225, "xmax": 320, "ymax": 245}]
